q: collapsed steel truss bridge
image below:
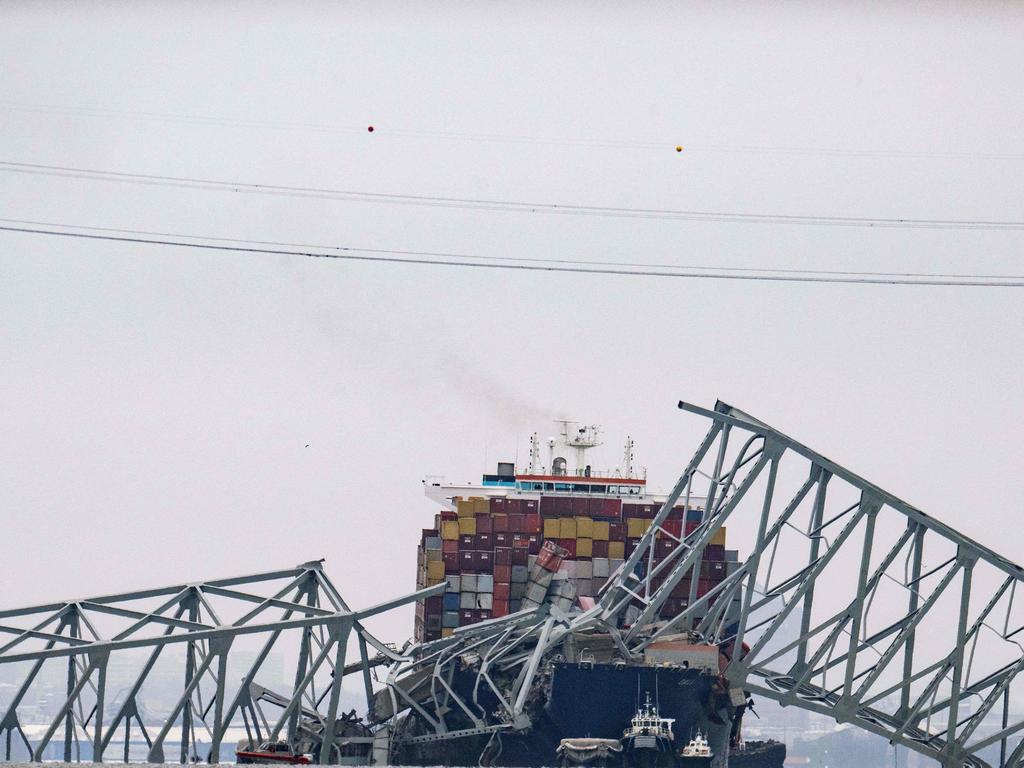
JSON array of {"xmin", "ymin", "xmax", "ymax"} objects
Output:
[{"xmin": 2, "ymin": 400, "xmax": 1022, "ymax": 768}]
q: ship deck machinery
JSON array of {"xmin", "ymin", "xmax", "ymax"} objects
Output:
[{"xmin": 375, "ymin": 401, "xmax": 1024, "ymax": 768}]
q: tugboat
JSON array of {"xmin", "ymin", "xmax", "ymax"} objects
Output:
[
  {"xmin": 621, "ymin": 693, "xmax": 676, "ymax": 768},
  {"xmin": 679, "ymin": 731, "xmax": 713, "ymax": 767}
]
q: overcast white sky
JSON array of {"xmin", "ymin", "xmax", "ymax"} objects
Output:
[{"xmin": 1, "ymin": 2, "xmax": 1022, "ymax": 643}]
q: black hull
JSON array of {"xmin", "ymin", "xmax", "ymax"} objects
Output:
[{"xmin": 396, "ymin": 662, "xmax": 735, "ymax": 767}]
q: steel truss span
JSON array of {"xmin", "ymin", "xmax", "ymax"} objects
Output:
[
  {"xmin": 0, "ymin": 561, "xmax": 442, "ymax": 765},
  {"xmin": 3, "ymin": 402, "xmax": 1022, "ymax": 768},
  {"xmin": 602, "ymin": 400, "xmax": 1024, "ymax": 768}
]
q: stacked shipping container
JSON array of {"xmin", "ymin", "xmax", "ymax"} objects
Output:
[{"xmin": 414, "ymin": 494, "xmax": 736, "ymax": 642}]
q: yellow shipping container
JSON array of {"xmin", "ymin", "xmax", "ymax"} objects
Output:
[
  {"xmin": 426, "ymin": 548, "xmax": 442, "ymax": 563},
  {"xmin": 441, "ymin": 520, "xmax": 460, "ymax": 540},
  {"xmin": 559, "ymin": 518, "xmax": 578, "ymax": 539},
  {"xmin": 427, "ymin": 560, "xmax": 445, "ymax": 580},
  {"xmin": 711, "ymin": 526, "xmax": 727, "ymax": 546},
  {"xmin": 457, "ymin": 499, "xmax": 475, "ymax": 518},
  {"xmin": 426, "ymin": 575, "xmax": 445, "ymax": 587},
  {"xmin": 472, "ymin": 496, "xmax": 489, "ymax": 514},
  {"xmin": 609, "ymin": 541, "xmax": 625, "ymax": 559},
  {"xmin": 441, "ymin": 627, "xmax": 454, "ymax": 638},
  {"xmin": 576, "ymin": 538, "xmax": 593, "ymax": 558},
  {"xmin": 592, "ymin": 521, "xmax": 610, "ymax": 541},
  {"xmin": 627, "ymin": 518, "xmax": 651, "ymax": 538},
  {"xmin": 575, "ymin": 517, "xmax": 594, "ymax": 538},
  {"xmin": 459, "ymin": 516, "xmax": 477, "ymax": 536},
  {"xmin": 544, "ymin": 518, "xmax": 561, "ymax": 538}
]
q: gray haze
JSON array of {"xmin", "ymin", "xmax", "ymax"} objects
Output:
[{"xmin": 1, "ymin": 2, "xmax": 1023, "ymax": 645}]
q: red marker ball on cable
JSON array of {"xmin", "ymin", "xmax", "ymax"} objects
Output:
[{"xmin": 367, "ymin": 126, "xmax": 374, "ymax": 133}]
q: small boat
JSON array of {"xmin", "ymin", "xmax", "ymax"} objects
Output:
[
  {"xmin": 236, "ymin": 739, "xmax": 312, "ymax": 764},
  {"xmin": 621, "ymin": 692, "xmax": 676, "ymax": 768},
  {"xmin": 679, "ymin": 731, "xmax": 713, "ymax": 767},
  {"xmin": 557, "ymin": 737, "xmax": 624, "ymax": 767}
]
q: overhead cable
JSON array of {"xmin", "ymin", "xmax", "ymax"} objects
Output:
[
  {"xmin": 2, "ymin": 222, "xmax": 1022, "ymax": 287},
  {"xmin": 2, "ymin": 100, "xmax": 1022, "ymax": 161},
  {"xmin": 1, "ymin": 161, "xmax": 1022, "ymax": 231}
]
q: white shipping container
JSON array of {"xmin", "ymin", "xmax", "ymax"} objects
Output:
[
  {"xmin": 460, "ymin": 592, "xmax": 476, "ymax": 609},
  {"xmin": 575, "ymin": 579, "xmax": 593, "ymax": 597},
  {"xmin": 525, "ymin": 581, "xmax": 549, "ymax": 604},
  {"xmin": 446, "ymin": 575, "xmax": 461, "ymax": 593},
  {"xmin": 561, "ymin": 560, "xmax": 577, "ymax": 578},
  {"xmin": 462, "ymin": 574, "xmax": 478, "ymax": 592},
  {"xmin": 476, "ymin": 593, "xmax": 493, "ymax": 610},
  {"xmin": 592, "ymin": 558, "xmax": 610, "ymax": 579},
  {"xmin": 511, "ymin": 565, "xmax": 529, "ymax": 583},
  {"xmin": 477, "ymin": 574, "xmax": 494, "ymax": 593},
  {"xmin": 575, "ymin": 561, "xmax": 593, "ymax": 580},
  {"xmin": 511, "ymin": 582, "xmax": 526, "ymax": 599}
]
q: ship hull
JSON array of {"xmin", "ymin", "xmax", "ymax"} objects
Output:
[{"xmin": 395, "ymin": 662, "xmax": 733, "ymax": 767}]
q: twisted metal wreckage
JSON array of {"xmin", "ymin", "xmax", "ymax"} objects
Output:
[{"xmin": 2, "ymin": 401, "xmax": 1024, "ymax": 767}]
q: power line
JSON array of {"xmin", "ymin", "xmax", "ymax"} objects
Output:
[
  {"xmin": 3, "ymin": 99, "xmax": 1022, "ymax": 161},
  {"xmin": 2, "ymin": 222, "xmax": 1022, "ymax": 287},
  {"xmin": 3, "ymin": 217, "xmax": 1022, "ymax": 281},
  {"xmin": 2, "ymin": 161, "xmax": 1022, "ymax": 231}
]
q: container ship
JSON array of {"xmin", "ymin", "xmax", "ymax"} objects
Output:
[{"xmin": 384, "ymin": 423, "xmax": 784, "ymax": 768}]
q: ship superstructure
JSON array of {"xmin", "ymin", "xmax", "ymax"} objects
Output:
[{"xmin": 416, "ymin": 423, "xmax": 735, "ymax": 641}]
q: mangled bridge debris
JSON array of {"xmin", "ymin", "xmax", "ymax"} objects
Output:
[{"xmin": 2, "ymin": 401, "xmax": 1024, "ymax": 767}]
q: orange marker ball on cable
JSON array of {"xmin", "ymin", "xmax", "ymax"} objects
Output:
[
  {"xmin": 367, "ymin": 126, "xmax": 375, "ymax": 132},
  {"xmin": 675, "ymin": 145, "xmax": 683, "ymax": 152}
]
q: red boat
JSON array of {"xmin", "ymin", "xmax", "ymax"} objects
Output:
[{"xmin": 236, "ymin": 740, "xmax": 311, "ymax": 764}]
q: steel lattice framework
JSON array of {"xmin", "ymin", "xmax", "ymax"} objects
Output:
[
  {"xmin": 3, "ymin": 401, "xmax": 1022, "ymax": 768},
  {"xmin": 0, "ymin": 561, "xmax": 442, "ymax": 764},
  {"xmin": 380, "ymin": 401, "xmax": 1024, "ymax": 768},
  {"xmin": 598, "ymin": 401, "xmax": 1024, "ymax": 768}
]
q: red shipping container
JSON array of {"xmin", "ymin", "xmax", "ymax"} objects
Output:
[
  {"xmin": 609, "ymin": 521, "xmax": 625, "ymax": 541},
  {"xmin": 425, "ymin": 595, "xmax": 443, "ymax": 613},
  {"xmin": 460, "ymin": 551, "xmax": 476, "ymax": 572},
  {"xmin": 527, "ymin": 534, "xmax": 541, "ymax": 554},
  {"xmin": 655, "ymin": 538, "xmax": 678, "ymax": 557},
  {"xmin": 492, "ymin": 599, "xmax": 509, "ymax": 618},
  {"xmin": 508, "ymin": 513, "xmax": 526, "ymax": 532},
  {"xmin": 460, "ymin": 609, "xmax": 475, "ymax": 624},
  {"xmin": 442, "ymin": 539, "xmax": 458, "ymax": 554},
  {"xmin": 494, "ymin": 582, "xmax": 511, "ymax": 600},
  {"xmin": 622, "ymin": 504, "xmax": 639, "ymax": 519},
  {"xmin": 592, "ymin": 540, "xmax": 609, "ymax": 558},
  {"xmin": 476, "ymin": 515, "xmax": 493, "ymax": 534},
  {"xmin": 559, "ymin": 538, "xmax": 577, "ymax": 558},
  {"xmin": 525, "ymin": 513, "xmax": 541, "ymax": 533},
  {"xmin": 705, "ymin": 544, "xmax": 726, "ymax": 561},
  {"xmin": 440, "ymin": 510, "xmax": 458, "ymax": 520},
  {"xmin": 478, "ymin": 610, "xmax": 492, "ymax": 621},
  {"xmin": 494, "ymin": 547, "xmax": 513, "ymax": 565},
  {"xmin": 697, "ymin": 578, "xmax": 715, "ymax": 598},
  {"xmin": 493, "ymin": 515, "xmax": 510, "ymax": 533},
  {"xmin": 511, "ymin": 532, "xmax": 527, "ymax": 543},
  {"xmin": 489, "ymin": 497, "xmax": 506, "ymax": 514},
  {"xmin": 668, "ymin": 506, "xmax": 685, "ymax": 521},
  {"xmin": 512, "ymin": 547, "xmax": 529, "ymax": 566},
  {"xmin": 443, "ymin": 552, "xmax": 460, "ymax": 571},
  {"xmin": 626, "ymin": 538, "xmax": 642, "ymax": 556},
  {"xmin": 523, "ymin": 499, "xmax": 538, "ymax": 513},
  {"xmin": 476, "ymin": 550, "xmax": 493, "ymax": 570},
  {"xmin": 503, "ymin": 498, "xmax": 519, "ymax": 514},
  {"xmin": 602, "ymin": 497, "xmax": 622, "ymax": 518},
  {"xmin": 571, "ymin": 497, "xmax": 588, "ymax": 515},
  {"xmin": 494, "ymin": 532, "xmax": 510, "ymax": 547},
  {"xmin": 684, "ymin": 521, "xmax": 701, "ymax": 536},
  {"xmin": 671, "ymin": 578, "xmax": 693, "ymax": 598},
  {"xmin": 460, "ymin": 534, "xmax": 475, "ymax": 549},
  {"xmin": 540, "ymin": 497, "xmax": 560, "ymax": 518},
  {"xmin": 512, "ymin": 537, "xmax": 530, "ymax": 550},
  {"xmin": 494, "ymin": 564, "xmax": 512, "ymax": 583},
  {"xmin": 476, "ymin": 533, "xmax": 493, "ymax": 550}
]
